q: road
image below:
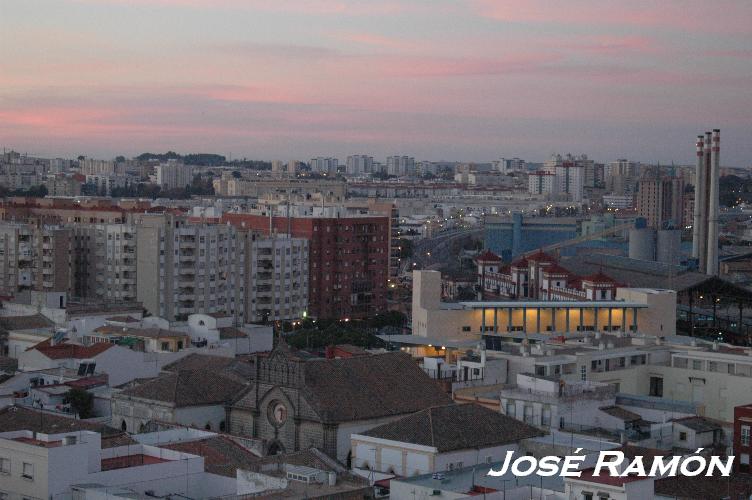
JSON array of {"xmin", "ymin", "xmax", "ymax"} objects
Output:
[{"xmin": 399, "ymin": 227, "xmax": 484, "ymax": 275}]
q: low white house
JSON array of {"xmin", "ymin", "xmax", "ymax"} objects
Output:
[
  {"xmin": 351, "ymin": 403, "xmax": 543, "ymax": 477},
  {"xmin": 1, "ymin": 314, "xmax": 55, "ymax": 359},
  {"xmin": 500, "ymin": 373, "xmax": 617, "ymax": 432},
  {"xmin": 670, "ymin": 416, "xmax": 726, "ymax": 451},
  {"xmin": 17, "ymin": 339, "xmax": 165, "ymax": 387},
  {"xmin": 0, "ymin": 428, "xmax": 236, "ymax": 499}
]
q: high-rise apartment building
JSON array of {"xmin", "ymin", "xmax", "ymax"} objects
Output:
[
  {"xmin": 528, "ymin": 171, "xmax": 556, "ymax": 195},
  {"xmin": 85, "ymin": 174, "xmax": 128, "ymax": 196},
  {"xmin": 0, "ymin": 223, "xmax": 72, "ymax": 297},
  {"xmin": 495, "ymin": 157, "xmax": 526, "ymax": 174},
  {"xmin": 79, "ymin": 158, "xmax": 117, "ymax": 176},
  {"xmin": 309, "ymin": 157, "xmax": 339, "ymax": 175},
  {"xmin": 386, "ymin": 156, "xmax": 416, "ymax": 177},
  {"xmin": 543, "ymin": 154, "xmax": 585, "ymax": 202},
  {"xmin": 346, "ymin": 155, "xmax": 374, "ymax": 176},
  {"xmin": 72, "ymin": 224, "xmax": 137, "ymax": 302},
  {"xmin": 155, "ymin": 160, "xmax": 194, "ymax": 190},
  {"xmin": 135, "ymin": 214, "xmax": 309, "ymax": 322},
  {"xmin": 222, "ymin": 211, "xmax": 389, "ymax": 320},
  {"xmin": 136, "ymin": 214, "xmax": 244, "ymax": 321},
  {"xmin": 636, "ymin": 167, "xmax": 685, "ymax": 229},
  {"xmin": 245, "ymin": 234, "xmax": 309, "ymax": 323},
  {"xmin": 605, "ymin": 159, "xmax": 639, "ymax": 195}
]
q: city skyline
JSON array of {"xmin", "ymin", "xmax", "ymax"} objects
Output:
[{"xmin": 2, "ymin": 0, "xmax": 752, "ymax": 165}]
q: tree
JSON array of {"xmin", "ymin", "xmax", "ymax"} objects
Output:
[
  {"xmin": 115, "ymin": 155, "xmax": 126, "ymax": 163},
  {"xmin": 232, "ymin": 170, "xmax": 242, "ymax": 179},
  {"xmin": 65, "ymin": 388, "xmax": 94, "ymax": 419}
]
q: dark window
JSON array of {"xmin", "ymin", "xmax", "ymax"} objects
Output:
[{"xmin": 649, "ymin": 376, "xmax": 663, "ymax": 397}]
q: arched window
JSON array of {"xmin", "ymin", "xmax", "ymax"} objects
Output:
[{"xmin": 121, "ymin": 420, "xmax": 127, "ymax": 432}]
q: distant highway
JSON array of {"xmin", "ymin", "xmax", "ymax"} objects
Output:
[{"xmin": 399, "ymin": 227, "xmax": 484, "ymax": 275}]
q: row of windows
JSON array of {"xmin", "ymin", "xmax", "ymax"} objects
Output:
[{"xmin": 0, "ymin": 456, "xmax": 34, "ymax": 480}]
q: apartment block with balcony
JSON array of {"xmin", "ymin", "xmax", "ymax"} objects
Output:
[
  {"xmin": 0, "ymin": 223, "xmax": 71, "ymax": 298},
  {"xmin": 223, "ymin": 211, "xmax": 389, "ymax": 320},
  {"xmin": 136, "ymin": 214, "xmax": 245, "ymax": 321},
  {"xmin": 245, "ymin": 234, "xmax": 309, "ymax": 323},
  {"xmin": 72, "ymin": 223, "xmax": 138, "ymax": 302}
]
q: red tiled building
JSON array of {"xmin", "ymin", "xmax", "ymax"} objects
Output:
[
  {"xmin": 734, "ymin": 403, "xmax": 752, "ymax": 472},
  {"xmin": 222, "ymin": 213, "xmax": 389, "ymax": 320}
]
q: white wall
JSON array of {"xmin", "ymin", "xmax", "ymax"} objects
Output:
[
  {"xmin": 174, "ymin": 405, "xmax": 227, "ymax": 431},
  {"xmin": 336, "ymin": 415, "xmax": 408, "ymax": 463},
  {"xmin": 433, "ymin": 444, "xmax": 518, "ymax": 473}
]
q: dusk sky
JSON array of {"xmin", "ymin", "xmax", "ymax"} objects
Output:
[{"xmin": 2, "ymin": 0, "xmax": 751, "ymax": 165}]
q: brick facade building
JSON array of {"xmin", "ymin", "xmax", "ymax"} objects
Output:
[
  {"xmin": 223, "ymin": 212, "xmax": 389, "ymax": 320},
  {"xmin": 734, "ymin": 403, "xmax": 752, "ymax": 472}
]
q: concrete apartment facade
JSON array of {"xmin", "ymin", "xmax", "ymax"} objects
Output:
[
  {"xmin": 73, "ymin": 223, "xmax": 137, "ymax": 302},
  {"xmin": 136, "ymin": 214, "xmax": 244, "ymax": 321},
  {"xmin": 223, "ymin": 211, "xmax": 389, "ymax": 319},
  {"xmin": 0, "ymin": 223, "xmax": 71, "ymax": 298}
]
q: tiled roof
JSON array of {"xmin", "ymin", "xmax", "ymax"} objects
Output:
[
  {"xmin": 332, "ymin": 344, "xmax": 370, "ymax": 356},
  {"xmin": 162, "ymin": 353, "xmax": 253, "ymax": 383},
  {"xmin": 581, "ymin": 271, "xmax": 617, "ymax": 284},
  {"xmin": 361, "ymin": 403, "xmax": 544, "ymax": 452},
  {"xmin": 105, "ymin": 316, "xmax": 140, "ymax": 323},
  {"xmin": 121, "ymin": 369, "xmax": 245, "ymax": 407},
  {"xmin": 0, "ymin": 405, "xmax": 131, "ymax": 446},
  {"xmin": 542, "ymin": 264, "xmax": 570, "ymax": 276},
  {"xmin": 599, "ymin": 405, "xmax": 641, "ymax": 422},
  {"xmin": 475, "ymin": 250, "xmax": 502, "ymax": 263},
  {"xmin": 234, "ymin": 346, "xmax": 452, "ymax": 424},
  {"xmin": 511, "ymin": 257, "xmax": 528, "ymax": 268},
  {"xmin": 219, "ymin": 327, "xmax": 247, "ymax": 339},
  {"xmin": 93, "ymin": 326, "xmax": 188, "ymax": 339},
  {"xmin": 257, "ymin": 448, "xmax": 346, "ymax": 473},
  {"xmin": 671, "ymin": 416, "xmax": 723, "ymax": 433},
  {"xmin": 655, "ymin": 476, "xmax": 752, "ymax": 499},
  {"xmin": 527, "ymin": 250, "xmax": 557, "ymax": 263},
  {"xmin": 31, "ymin": 339, "xmax": 114, "ymax": 360},
  {"xmin": 0, "ymin": 314, "xmax": 54, "ymax": 331},
  {"xmin": 162, "ymin": 436, "xmax": 261, "ymax": 477},
  {"xmin": 301, "ymin": 352, "xmax": 453, "ymax": 423}
]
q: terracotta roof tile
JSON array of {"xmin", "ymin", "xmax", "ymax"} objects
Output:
[
  {"xmin": 475, "ymin": 250, "xmax": 502, "ymax": 263},
  {"xmin": 121, "ymin": 369, "xmax": 245, "ymax": 407},
  {"xmin": 362, "ymin": 403, "xmax": 544, "ymax": 452},
  {"xmin": 31, "ymin": 339, "xmax": 114, "ymax": 360},
  {"xmin": 0, "ymin": 314, "xmax": 54, "ymax": 331}
]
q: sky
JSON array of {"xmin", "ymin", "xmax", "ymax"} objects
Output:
[{"xmin": 1, "ymin": 0, "xmax": 751, "ymax": 166}]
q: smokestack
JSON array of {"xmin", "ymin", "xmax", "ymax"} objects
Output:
[
  {"xmin": 706, "ymin": 129, "xmax": 720, "ymax": 275},
  {"xmin": 700, "ymin": 132, "xmax": 713, "ymax": 272},
  {"xmin": 692, "ymin": 135, "xmax": 705, "ymax": 262}
]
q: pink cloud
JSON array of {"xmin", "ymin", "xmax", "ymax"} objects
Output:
[
  {"xmin": 72, "ymin": 0, "xmax": 409, "ymax": 16},
  {"xmin": 472, "ymin": 0, "xmax": 752, "ymax": 34},
  {"xmin": 329, "ymin": 32, "xmax": 421, "ymax": 51}
]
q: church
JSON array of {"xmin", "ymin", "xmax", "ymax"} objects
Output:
[{"xmin": 229, "ymin": 342, "xmax": 453, "ymax": 463}]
